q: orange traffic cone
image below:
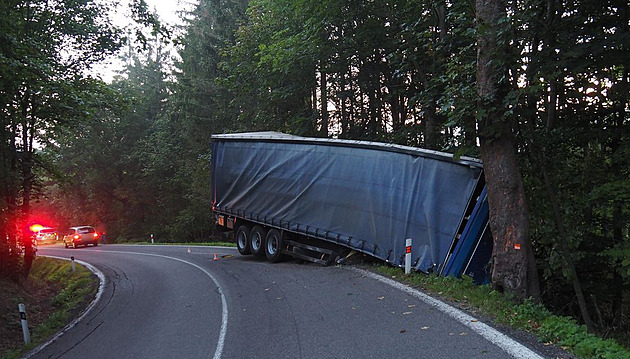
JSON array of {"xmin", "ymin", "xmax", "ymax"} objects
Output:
[
  {"xmin": 213, "ymin": 253, "xmax": 219, "ymax": 261},
  {"xmin": 187, "ymin": 247, "xmax": 191, "ymax": 253}
]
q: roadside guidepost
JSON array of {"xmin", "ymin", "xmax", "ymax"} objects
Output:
[
  {"xmin": 150, "ymin": 233, "xmax": 154, "ymax": 244},
  {"xmin": 70, "ymin": 256, "xmax": 76, "ymax": 272},
  {"xmin": 18, "ymin": 303, "xmax": 31, "ymax": 344},
  {"xmin": 405, "ymin": 238, "xmax": 412, "ymax": 275}
]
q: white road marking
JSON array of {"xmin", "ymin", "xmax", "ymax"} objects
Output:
[
  {"xmin": 37, "ymin": 250, "xmax": 228, "ymax": 359},
  {"xmin": 353, "ymin": 268, "xmax": 545, "ymax": 359},
  {"xmin": 25, "ymin": 255, "xmax": 106, "ymax": 359},
  {"xmin": 117, "ymin": 244, "xmax": 236, "ymax": 250}
]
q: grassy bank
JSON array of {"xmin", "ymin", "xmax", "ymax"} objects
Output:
[
  {"xmin": 374, "ymin": 265, "xmax": 629, "ymax": 359},
  {"xmin": 0, "ymin": 257, "xmax": 98, "ymax": 359}
]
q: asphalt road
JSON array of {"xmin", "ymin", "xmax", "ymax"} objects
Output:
[{"xmin": 32, "ymin": 244, "xmax": 546, "ymax": 359}]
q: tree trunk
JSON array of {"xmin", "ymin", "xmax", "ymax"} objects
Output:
[
  {"xmin": 480, "ymin": 134, "xmax": 539, "ymax": 300},
  {"xmin": 413, "ymin": 62, "xmax": 440, "ymax": 150},
  {"xmin": 19, "ymin": 92, "xmax": 36, "ymax": 280},
  {"xmin": 320, "ymin": 69, "xmax": 328, "ymax": 136},
  {"xmin": 476, "ymin": 0, "xmax": 540, "ymax": 301},
  {"xmin": 541, "ymin": 162, "xmax": 595, "ymax": 330}
]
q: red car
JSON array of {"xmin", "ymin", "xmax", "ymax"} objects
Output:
[{"xmin": 63, "ymin": 226, "xmax": 100, "ymax": 248}]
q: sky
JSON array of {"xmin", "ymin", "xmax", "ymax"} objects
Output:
[{"xmin": 91, "ymin": 0, "xmax": 196, "ymax": 82}]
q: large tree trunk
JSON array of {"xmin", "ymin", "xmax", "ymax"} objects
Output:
[
  {"xmin": 480, "ymin": 135, "xmax": 539, "ymax": 300},
  {"xmin": 476, "ymin": 0, "xmax": 540, "ymax": 301}
]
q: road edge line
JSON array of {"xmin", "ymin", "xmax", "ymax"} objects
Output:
[
  {"xmin": 351, "ymin": 268, "xmax": 544, "ymax": 359},
  {"xmin": 23, "ymin": 255, "xmax": 106, "ymax": 359},
  {"xmin": 153, "ymin": 254, "xmax": 229, "ymax": 359},
  {"xmin": 94, "ymin": 250, "xmax": 229, "ymax": 359}
]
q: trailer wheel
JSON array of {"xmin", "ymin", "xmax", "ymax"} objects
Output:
[
  {"xmin": 250, "ymin": 226, "xmax": 267, "ymax": 257},
  {"xmin": 265, "ymin": 229, "xmax": 286, "ymax": 263},
  {"xmin": 236, "ymin": 225, "xmax": 252, "ymax": 255}
]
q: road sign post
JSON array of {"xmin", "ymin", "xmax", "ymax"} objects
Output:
[
  {"xmin": 405, "ymin": 238, "xmax": 412, "ymax": 275},
  {"xmin": 18, "ymin": 303, "xmax": 31, "ymax": 344}
]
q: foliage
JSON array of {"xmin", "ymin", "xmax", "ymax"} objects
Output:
[
  {"xmin": 48, "ymin": 43, "xmax": 170, "ymax": 240},
  {"xmin": 0, "ymin": 257, "xmax": 97, "ymax": 359},
  {"xmin": 0, "ymin": 0, "xmax": 123, "ymax": 281}
]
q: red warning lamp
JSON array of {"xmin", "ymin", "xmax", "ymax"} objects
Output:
[{"xmin": 29, "ymin": 224, "xmax": 45, "ymax": 233}]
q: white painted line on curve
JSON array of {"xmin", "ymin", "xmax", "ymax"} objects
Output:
[
  {"xmin": 24, "ymin": 255, "xmax": 106, "ymax": 359},
  {"xmin": 352, "ymin": 268, "xmax": 544, "ymax": 359},
  {"xmin": 106, "ymin": 244, "xmax": 237, "ymax": 250},
  {"xmin": 94, "ymin": 250, "xmax": 228, "ymax": 359}
]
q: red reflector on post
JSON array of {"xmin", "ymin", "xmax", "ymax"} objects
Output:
[{"xmin": 406, "ymin": 246, "xmax": 411, "ymax": 254}]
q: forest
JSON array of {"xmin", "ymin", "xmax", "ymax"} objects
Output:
[{"xmin": 1, "ymin": 0, "xmax": 628, "ymax": 348}]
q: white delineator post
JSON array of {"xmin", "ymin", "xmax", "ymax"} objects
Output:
[
  {"xmin": 18, "ymin": 303, "xmax": 31, "ymax": 344},
  {"xmin": 405, "ymin": 238, "xmax": 412, "ymax": 275},
  {"xmin": 150, "ymin": 233, "xmax": 154, "ymax": 244},
  {"xmin": 71, "ymin": 256, "xmax": 76, "ymax": 272}
]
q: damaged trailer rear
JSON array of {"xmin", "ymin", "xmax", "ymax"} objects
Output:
[{"xmin": 211, "ymin": 132, "xmax": 492, "ymax": 282}]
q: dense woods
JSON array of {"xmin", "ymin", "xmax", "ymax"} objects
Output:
[{"xmin": 1, "ymin": 0, "xmax": 628, "ymax": 347}]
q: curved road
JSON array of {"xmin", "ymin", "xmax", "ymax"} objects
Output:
[{"xmin": 32, "ymin": 244, "xmax": 546, "ymax": 359}]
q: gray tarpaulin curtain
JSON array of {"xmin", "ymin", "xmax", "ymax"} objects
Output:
[{"xmin": 212, "ymin": 133, "xmax": 482, "ymax": 272}]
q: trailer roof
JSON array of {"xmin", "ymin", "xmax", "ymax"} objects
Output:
[{"xmin": 211, "ymin": 131, "xmax": 483, "ymax": 168}]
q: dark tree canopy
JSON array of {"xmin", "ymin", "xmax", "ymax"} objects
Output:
[{"xmin": 0, "ymin": 0, "xmax": 122, "ymax": 280}]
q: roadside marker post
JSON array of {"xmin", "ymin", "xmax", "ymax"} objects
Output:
[
  {"xmin": 150, "ymin": 233, "xmax": 154, "ymax": 244},
  {"xmin": 18, "ymin": 303, "xmax": 31, "ymax": 344},
  {"xmin": 70, "ymin": 256, "xmax": 76, "ymax": 272},
  {"xmin": 405, "ymin": 238, "xmax": 412, "ymax": 275}
]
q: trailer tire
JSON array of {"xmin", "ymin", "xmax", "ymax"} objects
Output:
[
  {"xmin": 236, "ymin": 225, "xmax": 252, "ymax": 255},
  {"xmin": 265, "ymin": 229, "xmax": 286, "ymax": 263},
  {"xmin": 250, "ymin": 226, "xmax": 267, "ymax": 257}
]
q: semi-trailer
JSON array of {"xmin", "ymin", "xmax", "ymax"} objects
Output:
[{"xmin": 211, "ymin": 132, "xmax": 492, "ymax": 282}]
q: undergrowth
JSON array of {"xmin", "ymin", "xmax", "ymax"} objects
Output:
[
  {"xmin": 1, "ymin": 257, "xmax": 97, "ymax": 359},
  {"xmin": 374, "ymin": 265, "xmax": 629, "ymax": 359}
]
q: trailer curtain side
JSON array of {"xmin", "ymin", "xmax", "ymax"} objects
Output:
[{"xmin": 211, "ymin": 134, "xmax": 483, "ymax": 272}]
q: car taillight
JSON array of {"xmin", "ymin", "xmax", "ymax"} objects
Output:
[
  {"xmin": 74, "ymin": 234, "xmax": 80, "ymax": 240},
  {"xmin": 93, "ymin": 233, "xmax": 99, "ymax": 238}
]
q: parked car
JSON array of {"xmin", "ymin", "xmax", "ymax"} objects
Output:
[
  {"xmin": 63, "ymin": 226, "xmax": 100, "ymax": 248},
  {"xmin": 36, "ymin": 227, "xmax": 58, "ymax": 244}
]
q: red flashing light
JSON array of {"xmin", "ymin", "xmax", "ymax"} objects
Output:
[
  {"xmin": 93, "ymin": 233, "xmax": 99, "ymax": 238},
  {"xmin": 74, "ymin": 234, "xmax": 80, "ymax": 240},
  {"xmin": 30, "ymin": 224, "xmax": 45, "ymax": 233}
]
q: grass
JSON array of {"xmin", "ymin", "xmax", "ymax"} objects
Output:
[
  {"xmin": 1, "ymin": 258, "xmax": 98, "ymax": 359},
  {"xmin": 374, "ymin": 265, "xmax": 630, "ymax": 359}
]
